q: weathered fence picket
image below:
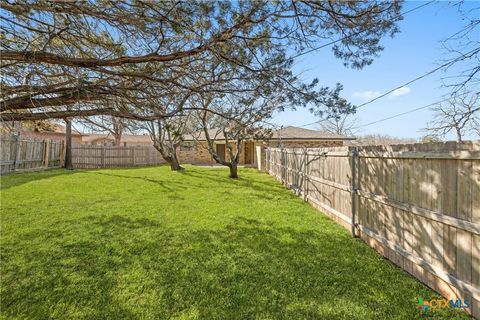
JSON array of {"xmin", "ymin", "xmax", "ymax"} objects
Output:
[
  {"xmin": 1, "ymin": 135, "xmax": 63, "ymax": 175},
  {"xmin": 71, "ymin": 145, "xmax": 165, "ymax": 169},
  {"xmin": 1, "ymin": 136, "xmax": 166, "ymax": 174},
  {"xmin": 265, "ymin": 141, "xmax": 480, "ymax": 318}
]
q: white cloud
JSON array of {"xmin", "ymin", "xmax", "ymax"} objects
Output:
[
  {"xmin": 391, "ymin": 86, "xmax": 411, "ymax": 97},
  {"xmin": 353, "ymin": 87, "xmax": 411, "ymax": 101},
  {"xmin": 353, "ymin": 91, "xmax": 381, "ymax": 100}
]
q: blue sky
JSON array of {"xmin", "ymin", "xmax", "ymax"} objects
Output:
[{"xmin": 271, "ymin": 1, "xmax": 479, "ymax": 140}]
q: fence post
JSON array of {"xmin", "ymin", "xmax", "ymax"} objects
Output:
[
  {"xmin": 131, "ymin": 147, "xmax": 135, "ymax": 166},
  {"xmin": 303, "ymin": 148, "xmax": 308, "ymax": 201},
  {"xmin": 284, "ymin": 149, "xmax": 288, "ymax": 185},
  {"xmin": 267, "ymin": 148, "xmax": 270, "ymax": 172},
  {"xmin": 101, "ymin": 147, "xmax": 105, "ymax": 168},
  {"xmin": 60, "ymin": 141, "xmax": 66, "ymax": 167},
  {"xmin": 43, "ymin": 139, "xmax": 50, "ymax": 168},
  {"xmin": 265, "ymin": 148, "xmax": 269, "ymax": 172},
  {"xmin": 350, "ymin": 147, "xmax": 358, "ymax": 237},
  {"xmin": 13, "ymin": 135, "xmax": 20, "ymax": 172}
]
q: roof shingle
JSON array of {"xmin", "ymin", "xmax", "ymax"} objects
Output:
[{"xmin": 183, "ymin": 126, "xmax": 355, "ymax": 141}]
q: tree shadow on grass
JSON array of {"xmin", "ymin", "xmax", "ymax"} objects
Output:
[
  {"xmin": 1, "ymin": 215, "xmax": 470, "ymax": 320},
  {"xmin": 91, "ymin": 171, "xmax": 177, "ymax": 192},
  {"xmin": 86, "ymin": 168, "xmax": 287, "ymax": 200},
  {"xmin": 0, "ymin": 169, "xmax": 76, "ymax": 190},
  {"xmin": 0, "ymin": 165, "xmax": 171, "ymax": 191},
  {"xmin": 179, "ymin": 168, "xmax": 289, "ymax": 196}
]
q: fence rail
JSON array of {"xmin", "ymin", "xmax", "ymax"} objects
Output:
[
  {"xmin": 1, "ymin": 136, "xmax": 166, "ymax": 173},
  {"xmin": 1, "ymin": 135, "xmax": 64, "ymax": 175},
  {"xmin": 265, "ymin": 141, "xmax": 480, "ymax": 318},
  {"xmin": 72, "ymin": 145, "xmax": 165, "ymax": 168}
]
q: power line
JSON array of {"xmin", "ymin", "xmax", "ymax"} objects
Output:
[
  {"xmin": 291, "ymin": 1, "xmax": 435, "ymax": 60},
  {"xmin": 354, "ymin": 90, "xmax": 480, "ymax": 129},
  {"xmin": 351, "ymin": 100, "xmax": 441, "ymax": 130},
  {"xmin": 290, "ymin": 118, "xmax": 328, "ymax": 129},
  {"xmin": 261, "ymin": 2, "xmax": 451, "ymax": 131},
  {"xmin": 273, "ymin": 1, "xmax": 478, "ymax": 130},
  {"xmin": 289, "ymin": 45, "xmax": 480, "ymax": 129},
  {"xmin": 356, "ymin": 46, "xmax": 480, "ymax": 109}
]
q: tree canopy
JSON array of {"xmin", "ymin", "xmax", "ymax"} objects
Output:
[{"xmin": 1, "ymin": 1, "xmax": 403, "ymax": 121}]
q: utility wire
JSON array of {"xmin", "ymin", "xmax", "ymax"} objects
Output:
[
  {"xmin": 351, "ymin": 101, "xmax": 441, "ymax": 130},
  {"xmin": 244, "ymin": 1, "xmax": 439, "ymax": 131},
  {"xmin": 271, "ymin": 1, "xmax": 478, "ymax": 130},
  {"xmin": 291, "ymin": 1, "xmax": 435, "ymax": 60},
  {"xmin": 290, "ymin": 118, "xmax": 329, "ymax": 129},
  {"xmin": 353, "ymin": 90, "xmax": 479, "ymax": 129},
  {"xmin": 281, "ymin": 2, "xmax": 440, "ymax": 129},
  {"xmin": 356, "ymin": 46, "xmax": 480, "ymax": 109},
  {"xmin": 289, "ymin": 46, "xmax": 480, "ymax": 129}
]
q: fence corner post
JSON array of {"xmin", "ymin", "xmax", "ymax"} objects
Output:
[
  {"xmin": 257, "ymin": 145, "xmax": 265, "ymax": 171},
  {"xmin": 350, "ymin": 147, "xmax": 358, "ymax": 238}
]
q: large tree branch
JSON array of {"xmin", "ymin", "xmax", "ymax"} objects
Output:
[
  {"xmin": 0, "ymin": 48, "xmax": 207, "ymax": 68},
  {"xmin": 0, "ymin": 108, "xmax": 116, "ymax": 121},
  {"xmin": 0, "ymin": 107, "xmax": 173, "ymax": 121},
  {"xmin": 0, "ymin": 6, "xmax": 258, "ymax": 68},
  {"xmin": 1, "ymin": 89, "xmax": 111, "ymax": 110}
]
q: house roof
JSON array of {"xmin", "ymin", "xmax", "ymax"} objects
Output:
[
  {"xmin": 184, "ymin": 126, "xmax": 355, "ymax": 141},
  {"xmin": 82, "ymin": 126, "xmax": 355, "ymax": 143},
  {"xmin": 51, "ymin": 124, "xmax": 82, "ymax": 136},
  {"xmin": 184, "ymin": 128, "xmax": 228, "ymax": 141},
  {"xmin": 82, "ymin": 133, "xmax": 151, "ymax": 143},
  {"xmin": 270, "ymin": 126, "xmax": 355, "ymax": 140}
]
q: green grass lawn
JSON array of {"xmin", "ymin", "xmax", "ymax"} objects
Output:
[{"xmin": 0, "ymin": 166, "xmax": 471, "ymax": 319}]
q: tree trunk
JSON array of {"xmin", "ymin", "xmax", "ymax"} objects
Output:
[
  {"xmin": 65, "ymin": 118, "xmax": 73, "ymax": 170},
  {"xmin": 169, "ymin": 144, "xmax": 184, "ymax": 171},
  {"xmin": 168, "ymin": 156, "xmax": 184, "ymax": 171},
  {"xmin": 229, "ymin": 161, "xmax": 238, "ymax": 178},
  {"xmin": 153, "ymin": 143, "xmax": 184, "ymax": 171},
  {"xmin": 113, "ymin": 133, "xmax": 122, "ymax": 146},
  {"xmin": 456, "ymin": 128, "xmax": 463, "ymax": 143}
]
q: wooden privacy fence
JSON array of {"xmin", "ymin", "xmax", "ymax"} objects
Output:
[
  {"xmin": 1, "ymin": 137, "xmax": 166, "ymax": 172},
  {"xmin": 265, "ymin": 142, "xmax": 480, "ymax": 317},
  {"xmin": 1, "ymin": 135, "xmax": 63, "ymax": 175},
  {"xmin": 72, "ymin": 145, "xmax": 165, "ymax": 168}
]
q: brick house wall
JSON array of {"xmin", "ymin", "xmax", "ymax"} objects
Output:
[
  {"xmin": 177, "ymin": 141, "xmax": 215, "ymax": 165},
  {"xmin": 265, "ymin": 140, "xmax": 344, "ymax": 148},
  {"xmin": 176, "ymin": 139, "xmax": 345, "ymax": 166},
  {"xmin": 177, "ymin": 141, "xmax": 248, "ymax": 165}
]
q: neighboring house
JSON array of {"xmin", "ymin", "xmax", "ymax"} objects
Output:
[
  {"xmin": 81, "ymin": 134, "xmax": 152, "ymax": 146},
  {"xmin": 80, "ymin": 126, "xmax": 355, "ymax": 166},
  {"xmin": 346, "ymin": 134, "xmax": 416, "ymax": 146},
  {"xmin": 9, "ymin": 123, "xmax": 83, "ymax": 144},
  {"xmin": 267, "ymin": 126, "xmax": 355, "ymax": 148},
  {"xmin": 178, "ymin": 126, "xmax": 355, "ymax": 166}
]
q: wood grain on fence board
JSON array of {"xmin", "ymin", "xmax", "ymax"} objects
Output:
[
  {"xmin": 1, "ymin": 136, "xmax": 63, "ymax": 174},
  {"xmin": 71, "ymin": 145, "xmax": 165, "ymax": 169},
  {"xmin": 265, "ymin": 142, "xmax": 480, "ymax": 317},
  {"xmin": 1, "ymin": 136, "xmax": 165, "ymax": 174}
]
